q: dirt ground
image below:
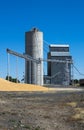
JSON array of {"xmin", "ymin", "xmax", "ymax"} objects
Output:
[{"xmin": 0, "ymin": 90, "xmax": 84, "ymax": 130}]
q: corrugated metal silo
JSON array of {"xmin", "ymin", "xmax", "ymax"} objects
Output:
[{"xmin": 25, "ymin": 28, "xmax": 43, "ymax": 85}]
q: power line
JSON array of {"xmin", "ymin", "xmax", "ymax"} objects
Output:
[
  {"xmin": 73, "ymin": 64, "xmax": 84, "ymax": 76},
  {"xmin": 43, "ymin": 40, "xmax": 50, "ymax": 46}
]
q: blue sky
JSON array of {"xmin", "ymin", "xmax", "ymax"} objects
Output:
[{"xmin": 0, "ymin": 0, "xmax": 84, "ymax": 80}]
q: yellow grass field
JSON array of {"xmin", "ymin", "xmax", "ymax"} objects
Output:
[{"xmin": 0, "ymin": 78, "xmax": 48, "ymax": 91}]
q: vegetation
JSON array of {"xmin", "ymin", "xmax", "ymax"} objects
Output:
[{"xmin": 6, "ymin": 76, "xmax": 20, "ymax": 83}]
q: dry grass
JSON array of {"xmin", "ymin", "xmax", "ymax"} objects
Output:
[
  {"xmin": 66, "ymin": 102, "xmax": 77, "ymax": 107},
  {"xmin": 66, "ymin": 101, "xmax": 84, "ymax": 123},
  {"xmin": 72, "ymin": 108, "xmax": 84, "ymax": 122},
  {"xmin": 0, "ymin": 78, "xmax": 48, "ymax": 91}
]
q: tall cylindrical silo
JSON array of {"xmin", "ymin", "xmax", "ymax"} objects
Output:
[{"xmin": 25, "ymin": 28, "xmax": 43, "ymax": 85}]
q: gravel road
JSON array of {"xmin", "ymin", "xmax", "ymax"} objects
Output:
[{"xmin": 0, "ymin": 90, "xmax": 84, "ymax": 130}]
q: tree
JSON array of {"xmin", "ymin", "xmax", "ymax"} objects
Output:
[
  {"xmin": 6, "ymin": 76, "xmax": 20, "ymax": 83},
  {"xmin": 74, "ymin": 79, "xmax": 79, "ymax": 84},
  {"xmin": 6, "ymin": 76, "xmax": 12, "ymax": 81}
]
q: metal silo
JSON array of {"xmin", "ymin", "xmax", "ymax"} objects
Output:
[{"xmin": 25, "ymin": 28, "xmax": 43, "ymax": 85}]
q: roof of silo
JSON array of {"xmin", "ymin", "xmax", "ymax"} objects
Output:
[{"xmin": 49, "ymin": 44, "xmax": 69, "ymax": 47}]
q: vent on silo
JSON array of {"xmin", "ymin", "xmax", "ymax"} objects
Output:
[{"xmin": 31, "ymin": 28, "xmax": 39, "ymax": 32}]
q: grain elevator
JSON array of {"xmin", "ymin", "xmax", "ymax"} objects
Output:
[
  {"xmin": 25, "ymin": 28, "xmax": 43, "ymax": 85},
  {"xmin": 47, "ymin": 44, "xmax": 72, "ymax": 85}
]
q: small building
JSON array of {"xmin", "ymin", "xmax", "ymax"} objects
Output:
[{"xmin": 47, "ymin": 44, "xmax": 72, "ymax": 85}]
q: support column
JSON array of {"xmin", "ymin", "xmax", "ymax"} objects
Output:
[
  {"xmin": 16, "ymin": 56, "xmax": 18, "ymax": 83},
  {"xmin": 29, "ymin": 60, "xmax": 31, "ymax": 84},
  {"xmin": 7, "ymin": 53, "xmax": 10, "ymax": 81}
]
